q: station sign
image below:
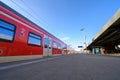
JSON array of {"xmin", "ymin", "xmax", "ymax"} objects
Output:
[{"xmin": 78, "ymin": 46, "xmax": 83, "ymax": 48}]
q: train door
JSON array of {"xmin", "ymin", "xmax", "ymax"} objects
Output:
[
  {"xmin": 48, "ymin": 38, "xmax": 52, "ymax": 56},
  {"xmin": 62, "ymin": 49, "xmax": 64, "ymax": 55},
  {"xmin": 62, "ymin": 44, "xmax": 64, "ymax": 55},
  {"xmin": 43, "ymin": 35, "xmax": 52, "ymax": 56}
]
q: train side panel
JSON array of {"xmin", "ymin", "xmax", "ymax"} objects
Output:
[
  {"xmin": 0, "ymin": 6, "xmax": 43, "ymax": 56},
  {"xmin": 0, "ymin": 2, "xmax": 67, "ymax": 56}
]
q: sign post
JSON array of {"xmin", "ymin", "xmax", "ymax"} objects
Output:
[{"xmin": 78, "ymin": 46, "xmax": 83, "ymax": 53}]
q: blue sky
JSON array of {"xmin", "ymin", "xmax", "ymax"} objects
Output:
[{"xmin": 1, "ymin": 0, "xmax": 120, "ymax": 51}]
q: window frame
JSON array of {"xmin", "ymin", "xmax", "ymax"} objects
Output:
[
  {"xmin": 44, "ymin": 37, "xmax": 49, "ymax": 48},
  {"xmin": 28, "ymin": 32, "xmax": 42, "ymax": 47},
  {"xmin": 53, "ymin": 42, "xmax": 58, "ymax": 49},
  {"xmin": 58, "ymin": 44, "xmax": 61, "ymax": 49},
  {"xmin": 0, "ymin": 19, "xmax": 16, "ymax": 42}
]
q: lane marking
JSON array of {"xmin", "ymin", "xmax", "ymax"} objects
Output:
[{"xmin": 0, "ymin": 57, "xmax": 56, "ymax": 70}]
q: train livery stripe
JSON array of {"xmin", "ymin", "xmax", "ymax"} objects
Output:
[{"xmin": 0, "ymin": 11, "xmax": 43, "ymax": 35}]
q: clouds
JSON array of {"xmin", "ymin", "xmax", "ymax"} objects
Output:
[{"xmin": 61, "ymin": 37, "xmax": 70, "ymax": 41}]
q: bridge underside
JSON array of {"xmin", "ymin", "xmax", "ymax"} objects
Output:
[{"xmin": 87, "ymin": 10, "xmax": 120, "ymax": 54}]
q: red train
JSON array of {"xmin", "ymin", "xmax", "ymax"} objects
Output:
[{"xmin": 0, "ymin": 2, "xmax": 67, "ymax": 56}]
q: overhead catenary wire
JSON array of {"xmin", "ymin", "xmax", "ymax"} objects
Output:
[
  {"xmin": 10, "ymin": 0, "xmax": 47, "ymax": 28},
  {"xmin": 20, "ymin": 0, "xmax": 49, "ymax": 25},
  {"xmin": 9, "ymin": 0, "xmax": 65, "ymax": 43}
]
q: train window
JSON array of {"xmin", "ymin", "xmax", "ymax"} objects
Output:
[
  {"xmin": 62, "ymin": 44, "xmax": 66, "ymax": 49},
  {"xmin": 58, "ymin": 44, "xmax": 61, "ymax": 49},
  {"xmin": 44, "ymin": 38, "xmax": 49, "ymax": 48},
  {"xmin": 53, "ymin": 42, "xmax": 57, "ymax": 48},
  {"xmin": 28, "ymin": 33, "xmax": 41, "ymax": 46},
  {"xmin": 0, "ymin": 20, "xmax": 15, "ymax": 42}
]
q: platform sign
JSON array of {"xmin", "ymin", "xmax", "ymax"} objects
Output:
[{"xmin": 78, "ymin": 46, "xmax": 83, "ymax": 48}]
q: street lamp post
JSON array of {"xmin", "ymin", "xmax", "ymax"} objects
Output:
[{"xmin": 80, "ymin": 28, "xmax": 87, "ymax": 51}]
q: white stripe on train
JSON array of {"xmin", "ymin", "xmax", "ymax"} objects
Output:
[{"xmin": 0, "ymin": 11, "xmax": 43, "ymax": 35}]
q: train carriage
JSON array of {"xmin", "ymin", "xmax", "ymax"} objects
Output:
[{"xmin": 0, "ymin": 2, "xmax": 67, "ymax": 56}]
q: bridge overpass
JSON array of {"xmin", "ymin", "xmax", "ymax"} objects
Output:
[{"xmin": 87, "ymin": 9, "xmax": 120, "ymax": 54}]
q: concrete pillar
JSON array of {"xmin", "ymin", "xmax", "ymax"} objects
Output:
[{"xmin": 100, "ymin": 48, "xmax": 105, "ymax": 54}]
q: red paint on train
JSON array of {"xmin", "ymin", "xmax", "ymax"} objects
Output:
[{"xmin": 0, "ymin": 2, "xmax": 67, "ymax": 56}]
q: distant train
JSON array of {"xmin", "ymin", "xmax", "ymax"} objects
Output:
[{"xmin": 0, "ymin": 2, "xmax": 67, "ymax": 56}]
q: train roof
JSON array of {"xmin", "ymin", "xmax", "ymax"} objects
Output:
[{"xmin": 0, "ymin": 1, "xmax": 66, "ymax": 45}]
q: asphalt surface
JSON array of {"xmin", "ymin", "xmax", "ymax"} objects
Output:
[{"xmin": 0, "ymin": 54, "xmax": 120, "ymax": 80}]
